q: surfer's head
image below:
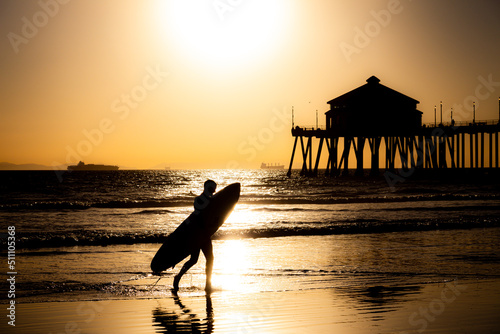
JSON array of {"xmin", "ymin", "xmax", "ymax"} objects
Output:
[{"xmin": 204, "ymin": 180, "xmax": 217, "ymax": 195}]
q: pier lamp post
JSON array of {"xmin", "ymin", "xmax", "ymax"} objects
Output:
[
  {"xmin": 440, "ymin": 101, "xmax": 443, "ymax": 125},
  {"xmin": 473, "ymin": 101, "xmax": 476, "ymax": 124},
  {"xmin": 434, "ymin": 106, "xmax": 437, "ymax": 127}
]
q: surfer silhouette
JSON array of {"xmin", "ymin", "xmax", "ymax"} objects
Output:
[
  {"xmin": 151, "ymin": 181, "xmax": 240, "ymax": 294},
  {"xmin": 173, "ymin": 180, "xmax": 217, "ymax": 292}
]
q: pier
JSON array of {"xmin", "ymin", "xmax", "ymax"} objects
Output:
[{"xmin": 287, "ymin": 77, "xmax": 500, "ymax": 177}]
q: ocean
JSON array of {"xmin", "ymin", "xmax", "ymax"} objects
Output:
[{"xmin": 1, "ymin": 169, "xmax": 499, "ymax": 305}]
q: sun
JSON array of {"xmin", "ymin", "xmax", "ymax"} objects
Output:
[{"xmin": 154, "ymin": 0, "xmax": 291, "ymax": 70}]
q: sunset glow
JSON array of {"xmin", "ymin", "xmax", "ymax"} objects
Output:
[
  {"xmin": 155, "ymin": 0, "xmax": 291, "ymax": 70},
  {"xmin": 1, "ymin": 0, "xmax": 499, "ymax": 169}
]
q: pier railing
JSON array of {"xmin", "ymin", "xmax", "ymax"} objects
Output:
[
  {"xmin": 422, "ymin": 119, "xmax": 499, "ymax": 128},
  {"xmin": 294, "ymin": 125, "xmax": 326, "ymax": 131},
  {"xmin": 288, "ymin": 120, "xmax": 500, "ymax": 176}
]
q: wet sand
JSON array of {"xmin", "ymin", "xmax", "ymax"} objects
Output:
[
  {"xmin": 3, "ymin": 229, "xmax": 500, "ymax": 333},
  {"xmin": 5, "ymin": 278, "xmax": 499, "ymax": 334}
]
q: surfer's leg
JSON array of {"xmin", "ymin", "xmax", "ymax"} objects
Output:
[
  {"xmin": 201, "ymin": 240, "xmax": 214, "ymax": 292},
  {"xmin": 173, "ymin": 250, "xmax": 200, "ymax": 291}
]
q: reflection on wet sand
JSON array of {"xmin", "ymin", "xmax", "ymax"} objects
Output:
[
  {"xmin": 334, "ymin": 284, "xmax": 422, "ymax": 322},
  {"xmin": 150, "ymin": 284, "xmax": 422, "ymax": 333},
  {"xmin": 153, "ymin": 292, "xmax": 213, "ymax": 333}
]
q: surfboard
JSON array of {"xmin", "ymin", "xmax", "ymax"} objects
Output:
[{"xmin": 150, "ymin": 183, "xmax": 241, "ymax": 274}]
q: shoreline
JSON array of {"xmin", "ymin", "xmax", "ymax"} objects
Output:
[
  {"xmin": 2, "ymin": 225, "xmax": 499, "ymax": 333},
  {"xmin": 3, "ymin": 228, "xmax": 500, "ymax": 306},
  {"xmin": 3, "ymin": 278, "xmax": 499, "ymax": 333}
]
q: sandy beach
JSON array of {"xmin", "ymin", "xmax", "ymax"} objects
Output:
[
  {"xmin": 4, "ymin": 278, "xmax": 499, "ymax": 334},
  {"xmin": 3, "ymin": 228, "xmax": 500, "ymax": 334}
]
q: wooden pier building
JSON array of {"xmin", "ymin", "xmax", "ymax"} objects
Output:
[{"xmin": 287, "ymin": 76, "xmax": 500, "ymax": 177}]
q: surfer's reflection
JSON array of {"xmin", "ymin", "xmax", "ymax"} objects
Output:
[{"xmin": 152, "ymin": 293, "xmax": 214, "ymax": 333}]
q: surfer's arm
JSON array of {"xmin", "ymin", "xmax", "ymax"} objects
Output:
[{"xmin": 194, "ymin": 193, "xmax": 211, "ymax": 213}]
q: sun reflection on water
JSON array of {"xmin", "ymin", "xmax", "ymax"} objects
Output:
[{"xmin": 212, "ymin": 239, "xmax": 253, "ymax": 293}]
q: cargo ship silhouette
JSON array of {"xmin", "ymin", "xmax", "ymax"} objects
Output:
[
  {"xmin": 261, "ymin": 162, "xmax": 284, "ymax": 170},
  {"xmin": 67, "ymin": 161, "xmax": 119, "ymax": 171}
]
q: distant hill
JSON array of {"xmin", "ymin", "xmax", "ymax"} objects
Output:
[
  {"xmin": 0, "ymin": 162, "xmax": 140, "ymax": 170},
  {"xmin": 0, "ymin": 162, "xmax": 66, "ymax": 170}
]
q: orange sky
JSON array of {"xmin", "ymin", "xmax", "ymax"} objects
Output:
[{"xmin": 1, "ymin": 0, "xmax": 500, "ymax": 169}]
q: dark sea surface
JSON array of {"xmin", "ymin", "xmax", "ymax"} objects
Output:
[
  {"xmin": 1, "ymin": 169, "xmax": 499, "ymax": 248},
  {"xmin": 1, "ymin": 169, "xmax": 499, "ymax": 302}
]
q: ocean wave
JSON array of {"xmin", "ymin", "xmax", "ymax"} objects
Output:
[
  {"xmin": 93, "ymin": 200, "xmax": 190, "ymax": 209},
  {"xmin": 5, "ymin": 217, "xmax": 499, "ymax": 250},
  {"xmin": 4, "ymin": 278, "xmax": 156, "ymax": 302},
  {"xmin": 354, "ymin": 204, "xmax": 500, "ymax": 213},
  {"xmin": 1, "ymin": 193, "xmax": 498, "ymax": 211},
  {"xmin": 0, "ymin": 199, "xmax": 192, "ymax": 211},
  {"xmin": 252, "ymin": 207, "xmax": 338, "ymax": 213},
  {"xmin": 0, "ymin": 201, "xmax": 92, "ymax": 210},
  {"xmin": 131, "ymin": 209, "xmax": 175, "ymax": 215}
]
